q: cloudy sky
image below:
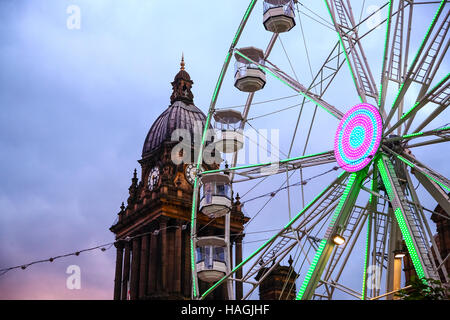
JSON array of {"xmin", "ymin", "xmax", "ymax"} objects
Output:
[{"xmin": 0, "ymin": 0, "xmax": 448, "ymax": 299}]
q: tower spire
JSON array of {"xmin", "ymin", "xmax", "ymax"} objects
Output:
[
  {"xmin": 180, "ymin": 52, "xmax": 185, "ymax": 70},
  {"xmin": 170, "ymin": 53, "xmax": 193, "ymax": 104}
]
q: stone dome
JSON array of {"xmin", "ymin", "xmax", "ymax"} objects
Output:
[{"xmin": 142, "ymin": 100, "xmax": 209, "ymax": 157}]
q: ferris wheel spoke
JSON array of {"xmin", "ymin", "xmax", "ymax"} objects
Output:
[
  {"xmin": 307, "ymin": 4, "xmax": 395, "ymax": 103},
  {"xmin": 386, "ymin": 148, "xmax": 450, "ymax": 192},
  {"xmin": 296, "ymin": 168, "xmax": 368, "ymax": 300},
  {"xmin": 412, "ymin": 167, "xmax": 450, "ymax": 217},
  {"xmin": 376, "ymin": 154, "xmax": 441, "ymax": 281},
  {"xmin": 378, "ymin": 0, "xmax": 394, "ymax": 119},
  {"xmin": 324, "ymin": 0, "xmax": 379, "ymax": 103},
  {"xmin": 385, "ymin": 72, "xmax": 450, "ymax": 135},
  {"xmin": 322, "ymin": 204, "xmax": 369, "ymax": 299},
  {"xmin": 379, "ymin": 0, "xmax": 415, "ymax": 125},
  {"xmin": 403, "ymin": 9, "xmax": 450, "ymax": 134},
  {"xmin": 406, "ymin": 136, "xmax": 450, "ymax": 149},
  {"xmin": 234, "ymin": 49, "xmax": 344, "ymax": 119},
  {"xmin": 384, "ymin": 0, "xmax": 448, "ymax": 129},
  {"xmin": 203, "ymin": 150, "xmax": 336, "ymax": 183},
  {"xmin": 385, "ymin": 124, "xmax": 450, "ymax": 145},
  {"xmin": 413, "ymin": 102, "xmax": 449, "ymax": 134}
]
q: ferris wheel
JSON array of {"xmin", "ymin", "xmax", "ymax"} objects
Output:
[{"xmin": 190, "ymin": 0, "xmax": 450, "ymax": 300}]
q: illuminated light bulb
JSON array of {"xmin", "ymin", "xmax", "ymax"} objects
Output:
[
  {"xmin": 394, "ymin": 250, "xmax": 406, "ymax": 259},
  {"xmin": 333, "ymin": 234, "xmax": 346, "ymax": 246}
]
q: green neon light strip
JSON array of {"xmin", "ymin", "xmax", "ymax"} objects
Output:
[
  {"xmin": 378, "ymin": 0, "xmax": 392, "ymax": 107},
  {"xmin": 393, "ymin": 208, "xmax": 427, "ymax": 280},
  {"xmin": 361, "ymin": 215, "xmax": 371, "ymax": 300},
  {"xmin": 211, "ymin": 0, "xmax": 258, "ymax": 104},
  {"xmin": 388, "ymin": 81, "xmax": 405, "ymax": 120},
  {"xmin": 376, "ymin": 157, "xmax": 427, "ymax": 280},
  {"xmin": 388, "ymin": 0, "xmax": 446, "ymax": 123},
  {"xmin": 324, "ymin": 0, "xmax": 363, "ymax": 103},
  {"xmin": 386, "ymin": 125, "xmax": 450, "ymax": 141},
  {"xmin": 211, "ymin": 52, "xmax": 231, "ymax": 105},
  {"xmin": 378, "ymin": 83, "xmax": 383, "ymax": 108},
  {"xmin": 234, "ymin": 50, "xmax": 340, "ymax": 119},
  {"xmin": 423, "ymin": 173, "xmax": 450, "ymax": 194},
  {"xmin": 190, "ymin": 0, "xmax": 259, "ymax": 299},
  {"xmin": 190, "ymin": 111, "xmax": 213, "ymax": 298},
  {"xmin": 296, "ymin": 172, "xmax": 359, "ymax": 300},
  {"xmin": 295, "ymin": 239, "xmax": 327, "ymax": 300},
  {"xmin": 407, "ymin": 0, "xmax": 446, "ymax": 75},
  {"xmin": 200, "ymin": 171, "xmax": 348, "ymax": 299},
  {"xmin": 190, "ymin": 177, "xmax": 198, "ymax": 296},
  {"xmin": 202, "ymin": 150, "xmax": 331, "ymax": 175},
  {"xmin": 362, "ymin": 173, "xmax": 377, "ymax": 300},
  {"xmin": 396, "ymin": 155, "xmax": 450, "ymax": 192},
  {"xmin": 435, "ymin": 126, "xmax": 450, "ymax": 132},
  {"xmin": 329, "ymin": 173, "xmax": 358, "ymax": 226},
  {"xmin": 396, "ymin": 154, "xmax": 416, "ymax": 168},
  {"xmin": 232, "ymin": 0, "xmax": 257, "ymax": 46},
  {"xmin": 402, "ymin": 130, "xmax": 424, "ymax": 139}
]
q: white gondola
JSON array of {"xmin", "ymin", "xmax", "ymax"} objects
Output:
[
  {"xmin": 263, "ymin": 0, "xmax": 296, "ymax": 33},
  {"xmin": 199, "ymin": 173, "xmax": 232, "ymax": 218},
  {"xmin": 196, "ymin": 236, "xmax": 227, "ymax": 283},
  {"xmin": 234, "ymin": 47, "xmax": 266, "ymax": 93},
  {"xmin": 214, "ymin": 109, "xmax": 244, "ymax": 153}
]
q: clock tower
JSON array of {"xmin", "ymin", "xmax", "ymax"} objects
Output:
[{"xmin": 110, "ymin": 57, "xmax": 248, "ymax": 300}]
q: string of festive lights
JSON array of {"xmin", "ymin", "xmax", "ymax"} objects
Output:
[
  {"xmin": 0, "ymin": 224, "xmax": 187, "ymax": 278},
  {"xmin": 0, "ymin": 222, "xmax": 310, "ymax": 278}
]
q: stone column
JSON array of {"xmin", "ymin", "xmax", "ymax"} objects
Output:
[
  {"xmin": 113, "ymin": 241, "xmax": 124, "ymax": 300},
  {"xmin": 121, "ymin": 241, "xmax": 131, "ymax": 300},
  {"xmin": 235, "ymin": 235, "xmax": 243, "ymax": 300},
  {"xmin": 148, "ymin": 229, "xmax": 158, "ymax": 294},
  {"xmin": 174, "ymin": 221, "xmax": 182, "ymax": 294},
  {"xmin": 183, "ymin": 226, "xmax": 191, "ymax": 297},
  {"xmin": 160, "ymin": 217, "xmax": 169, "ymax": 292},
  {"xmin": 130, "ymin": 237, "xmax": 141, "ymax": 299},
  {"xmin": 139, "ymin": 234, "xmax": 150, "ymax": 299}
]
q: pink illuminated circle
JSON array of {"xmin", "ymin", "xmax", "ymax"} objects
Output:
[{"xmin": 334, "ymin": 103, "xmax": 383, "ymax": 172}]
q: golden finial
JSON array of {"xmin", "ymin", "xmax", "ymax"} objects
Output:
[{"xmin": 180, "ymin": 52, "xmax": 185, "ymax": 70}]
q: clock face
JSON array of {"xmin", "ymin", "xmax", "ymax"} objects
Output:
[
  {"xmin": 148, "ymin": 167, "xmax": 160, "ymax": 191},
  {"xmin": 185, "ymin": 164, "xmax": 204, "ymax": 185}
]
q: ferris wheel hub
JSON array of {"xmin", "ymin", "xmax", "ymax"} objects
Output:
[{"xmin": 334, "ymin": 103, "xmax": 383, "ymax": 173}]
